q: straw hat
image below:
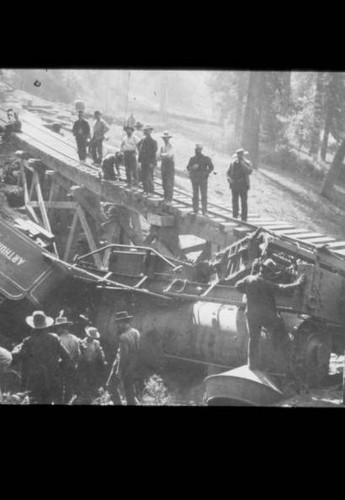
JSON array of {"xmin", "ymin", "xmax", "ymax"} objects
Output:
[
  {"xmin": 235, "ymin": 148, "xmax": 245, "ymax": 155},
  {"xmin": 85, "ymin": 326, "xmax": 100, "ymax": 339},
  {"xmin": 115, "ymin": 311, "xmax": 133, "ymax": 322},
  {"xmin": 161, "ymin": 131, "xmax": 172, "ymax": 139},
  {"xmin": 55, "ymin": 316, "xmax": 73, "ymax": 327},
  {"xmin": 25, "ymin": 310, "xmax": 54, "ymax": 329}
]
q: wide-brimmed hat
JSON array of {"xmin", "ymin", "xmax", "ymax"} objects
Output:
[
  {"xmin": 135, "ymin": 121, "xmax": 143, "ymax": 128},
  {"xmin": 161, "ymin": 131, "xmax": 172, "ymax": 139},
  {"xmin": 115, "ymin": 311, "xmax": 133, "ymax": 322},
  {"xmin": 261, "ymin": 258, "xmax": 277, "ymax": 272},
  {"xmin": 236, "ymin": 148, "xmax": 245, "ymax": 155},
  {"xmin": 55, "ymin": 316, "xmax": 73, "ymax": 327},
  {"xmin": 25, "ymin": 310, "xmax": 54, "ymax": 329},
  {"xmin": 143, "ymin": 124, "xmax": 153, "ymax": 131},
  {"xmin": 85, "ymin": 326, "xmax": 100, "ymax": 339}
]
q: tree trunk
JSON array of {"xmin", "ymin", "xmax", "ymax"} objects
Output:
[
  {"xmin": 321, "ymin": 106, "xmax": 332, "ymax": 161},
  {"xmin": 309, "ymin": 72, "xmax": 324, "ymax": 157},
  {"xmin": 320, "ymin": 136, "xmax": 345, "ymax": 198},
  {"xmin": 241, "ymin": 71, "xmax": 265, "ymax": 168},
  {"xmin": 233, "ymin": 72, "xmax": 247, "ymax": 143},
  {"xmin": 320, "ymin": 73, "xmax": 343, "ymax": 161}
]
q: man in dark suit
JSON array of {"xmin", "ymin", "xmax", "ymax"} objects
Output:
[
  {"xmin": 186, "ymin": 143, "xmax": 214, "ymax": 215},
  {"xmin": 72, "ymin": 110, "xmax": 91, "ymax": 161},
  {"xmin": 227, "ymin": 148, "xmax": 253, "ymax": 221},
  {"xmin": 138, "ymin": 124, "xmax": 158, "ymax": 194}
]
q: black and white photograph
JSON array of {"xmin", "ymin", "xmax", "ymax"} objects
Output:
[{"xmin": 0, "ymin": 68, "xmax": 345, "ymax": 407}]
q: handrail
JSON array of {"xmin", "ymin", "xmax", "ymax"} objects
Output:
[{"xmin": 75, "ymin": 243, "xmax": 181, "ymax": 270}]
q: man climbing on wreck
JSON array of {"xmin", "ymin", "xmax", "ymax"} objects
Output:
[{"xmin": 235, "ymin": 259, "xmax": 307, "ymax": 371}]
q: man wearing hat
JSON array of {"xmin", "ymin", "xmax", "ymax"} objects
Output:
[
  {"xmin": 0, "ymin": 108, "xmax": 22, "ymax": 138},
  {"xmin": 54, "ymin": 311, "xmax": 81, "ymax": 403},
  {"xmin": 72, "ymin": 110, "xmax": 91, "ymax": 161},
  {"xmin": 186, "ymin": 143, "xmax": 214, "ymax": 215},
  {"xmin": 90, "ymin": 110, "xmax": 110, "ymax": 165},
  {"xmin": 227, "ymin": 148, "xmax": 253, "ymax": 221},
  {"xmin": 77, "ymin": 325, "xmax": 107, "ymax": 402},
  {"xmin": 120, "ymin": 124, "xmax": 139, "ymax": 186},
  {"xmin": 235, "ymin": 259, "xmax": 306, "ymax": 371},
  {"xmin": 138, "ymin": 124, "xmax": 158, "ymax": 194},
  {"xmin": 106, "ymin": 311, "xmax": 141, "ymax": 405},
  {"xmin": 11, "ymin": 311, "xmax": 70, "ymax": 404},
  {"xmin": 158, "ymin": 131, "xmax": 175, "ymax": 202}
]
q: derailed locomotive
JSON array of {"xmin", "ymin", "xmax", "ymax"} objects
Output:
[{"xmin": 1, "ymin": 207, "xmax": 344, "ymax": 389}]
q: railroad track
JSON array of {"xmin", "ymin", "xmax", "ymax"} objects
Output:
[{"xmin": 2, "ymin": 103, "xmax": 345, "ymax": 257}]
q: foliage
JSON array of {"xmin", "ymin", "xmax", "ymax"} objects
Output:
[
  {"xmin": 5, "ymin": 69, "xmax": 84, "ymax": 104},
  {"xmin": 207, "ymin": 69, "xmax": 345, "ymax": 183},
  {"xmin": 285, "ymin": 93, "xmax": 315, "ymax": 149},
  {"xmin": 261, "ymin": 72, "xmax": 290, "ymax": 147},
  {"xmin": 260, "ymin": 144, "xmax": 326, "ymax": 182},
  {"xmin": 207, "ymin": 71, "xmax": 248, "ymax": 125}
]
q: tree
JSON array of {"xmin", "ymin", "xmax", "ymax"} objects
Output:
[
  {"xmin": 320, "ymin": 136, "xmax": 345, "ymax": 198},
  {"xmin": 320, "ymin": 73, "xmax": 345, "ymax": 161},
  {"xmin": 309, "ymin": 72, "xmax": 325, "ymax": 157},
  {"xmin": 207, "ymin": 71, "xmax": 248, "ymax": 151},
  {"xmin": 233, "ymin": 72, "xmax": 248, "ymax": 143},
  {"xmin": 242, "ymin": 71, "xmax": 265, "ymax": 168},
  {"xmin": 261, "ymin": 72, "xmax": 288, "ymax": 148}
]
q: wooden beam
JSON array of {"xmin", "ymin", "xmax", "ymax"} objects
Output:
[
  {"xmin": 70, "ymin": 186, "xmax": 106, "ymax": 225},
  {"xmin": 29, "ymin": 201, "xmax": 77, "ymax": 209},
  {"xmin": 131, "ymin": 211, "xmax": 144, "ymax": 242},
  {"xmin": 182, "ymin": 243, "xmax": 206, "ymax": 254},
  {"xmin": 18, "ymin": 158, "xmax": 40, "ymax": 224},
  {"xmin": 64, "ymin": 210, "xmax": 80, "ymax": 262},
  {"xmin": 76, "ymin": 205, "xmax": 103, "ymax": 268}
]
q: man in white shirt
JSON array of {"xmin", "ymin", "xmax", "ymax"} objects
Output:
[
  {"xmin": 120, "ymin": 125, "xmax": 139, "ymax": 186},
  {"xmin": 158, "ymin": 131, "xmax": 175, "ymax": 202},
  {"xmin": 90, "ymin": 110, "xmax": 110, "ymax": 165}
]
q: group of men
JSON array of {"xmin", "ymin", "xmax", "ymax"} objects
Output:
[
  {"xmin": 8, "ymin": 309, "xmax": 141, "ymax": 405},
  {"xmin": 72, "ymin": 109, "xmax": 110, "ymax": 164},
  {"xmin": 1, "ymin": 106, "xmax": 254, "ymax": 221},
  {"xmin": 71, "ymin": 110, "xmax": 255, "ymax": 219}
]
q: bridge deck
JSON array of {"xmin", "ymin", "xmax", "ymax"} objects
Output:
[{"xmin": 2, "ymin": 96, "xmax": 345, "ymax": 257}]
